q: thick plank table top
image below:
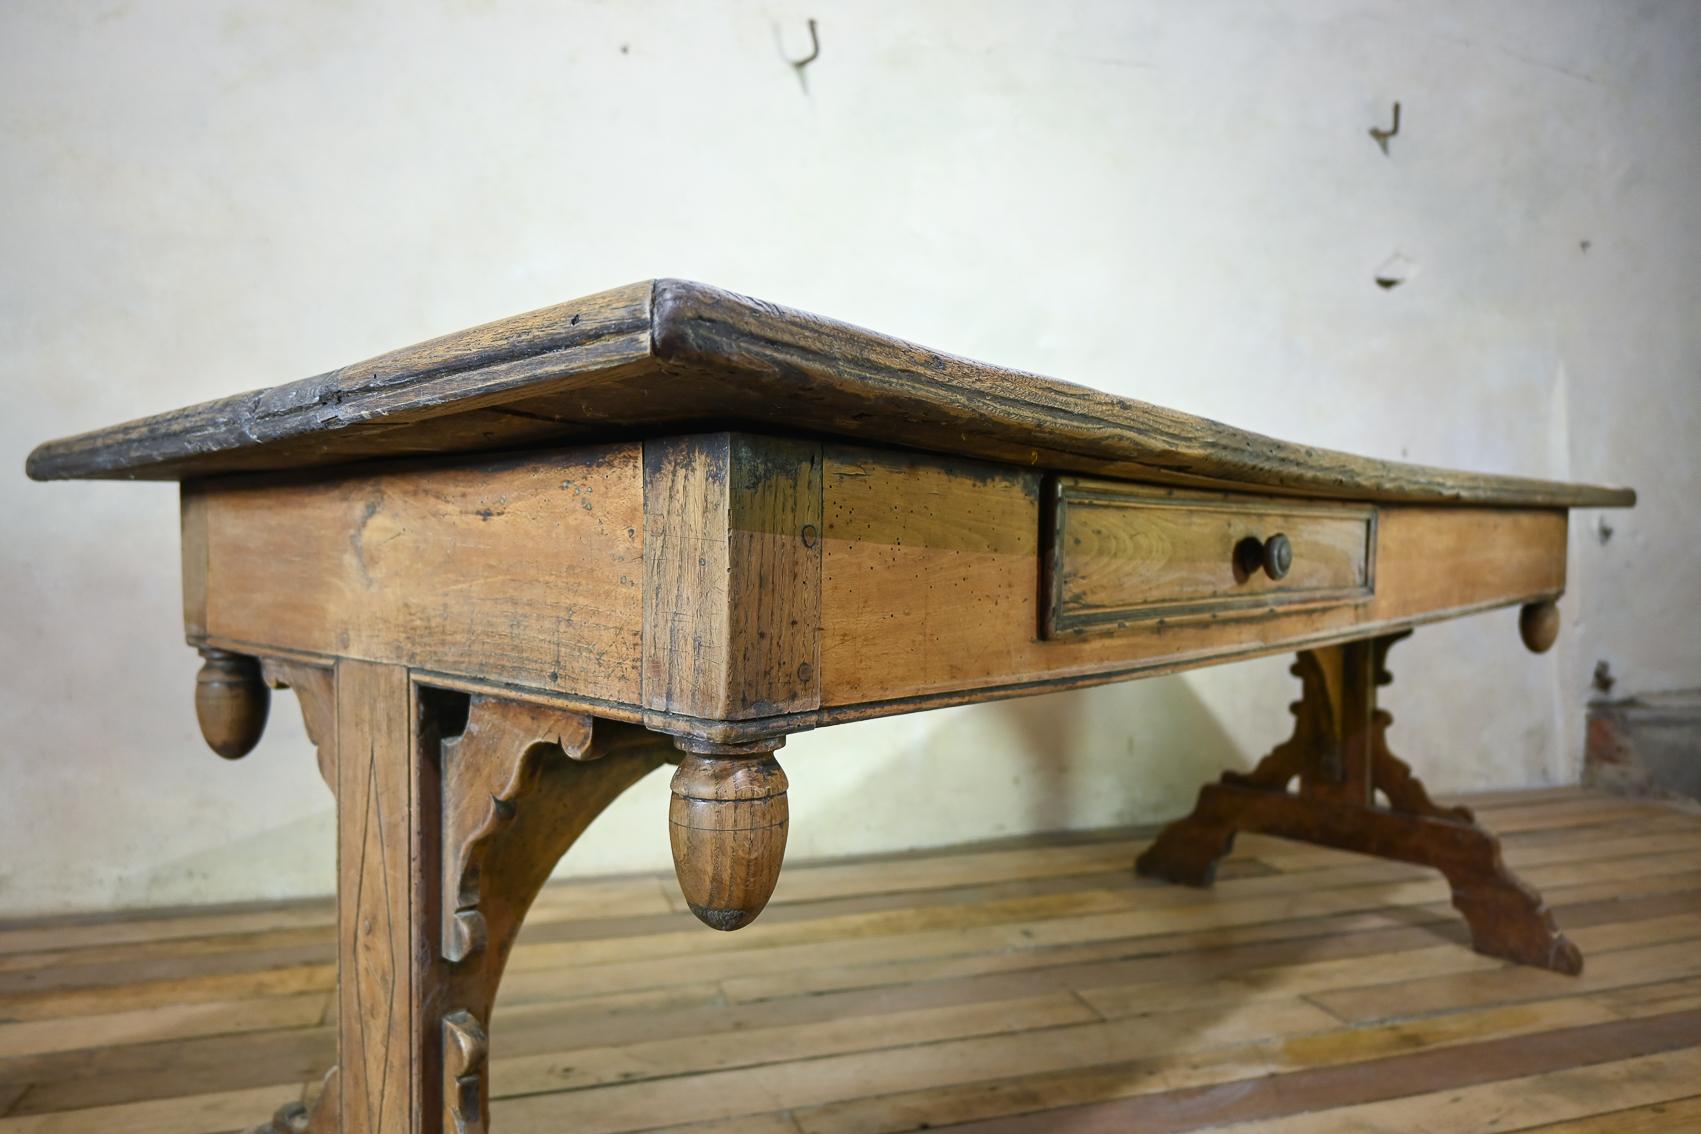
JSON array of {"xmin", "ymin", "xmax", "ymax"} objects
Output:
[
  {"xmin": 27, "ymin": 281, "xmax": 1634, "ymax": 1134},
  {"xmin": 27, "ymin": 278, "xmax": 1631, "ymax": 508}
]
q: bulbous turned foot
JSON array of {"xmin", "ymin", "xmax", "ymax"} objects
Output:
[
  {"xmin": 668, "ymin": 741, "xmax": 788, "ymax": 931},
  {"xmin": 1519, "ymin": 600, "xmax": 1561, "ymax": 654},
  {"xmin": 195, "ymin": 648, "xmax": 270, "ymax": 759}
]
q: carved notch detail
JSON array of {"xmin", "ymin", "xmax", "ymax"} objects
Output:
[{"xmin": 443, "ymin": 1009, "xmax": 489, "ymax": 1134}]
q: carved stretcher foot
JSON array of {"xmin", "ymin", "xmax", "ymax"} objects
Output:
[{"xmin": 1136, "ymin": 632, "xmax": 1582, "ymax": 975}]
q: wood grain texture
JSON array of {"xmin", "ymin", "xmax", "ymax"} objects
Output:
[
  {"xmin": 298, "ymin": 678, "xmax": 671, "ymax": 1134},
  {"xmin": 3, "ymin": 789, "xmax": 1697, "ymax": 1134},
  {"xmin": 181, "ymin": 482, "xmax": 208, "ymax": 638},
  {"xmin": 180, "ymin": 437, "xmax": 1569, "ymax": 741},
  {"xmin": 334, "ymin": 660, "xmax": 417, "ymax": 1134},
  {"xmin": 909, "ymin": 1014, "xmax": 1701, "ymax": 1134},
  {"xmin": 647, "ymin": 281, "xmax": 1634, "ymax": 507},
  {"xmin": 195, "ymin": 444, "xmax": 643, "ymax": 705},
  {"xmin": 27, "ymin": 280, "xmax": 1633, "ymax": 508},
  {"xmin": 1047, "ymin": 479, "xmax": 1374, "ymax": 636},
  {"xmin": 641, "ymin": 434, "xmax": 823, "ymax": 723},
  {"xmin": 817, "ymin": 446, "xmax": 1569, "ymax": 711},
  {"xmin": 668, "ymin": 750, "xmax": 790, "ymax": 931},
  {"xmin": 26, "ymin": 281, "xmax": 656, "ymax": 482},
  {"xmin": 194, "ymin": 649, "xmax": 270, "ymax": 760}
]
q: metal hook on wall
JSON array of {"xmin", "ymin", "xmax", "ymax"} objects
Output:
[
  {"xmin": 783, "ymin": 18, "xmax": 820, "ymax": 92},
  {"xmin": 1369, "ymin": 101, "xmax": 1401, "ymax": 155}
]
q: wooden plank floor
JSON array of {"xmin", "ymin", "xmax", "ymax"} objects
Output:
[{"xmin": 2, "ymin": 787, "xmax": 1700, "ymax": 1133}]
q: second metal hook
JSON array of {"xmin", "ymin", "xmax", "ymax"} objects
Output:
[{"xmin": 1370, "ymin": 101, "xmax": 1401, "ymax": 155}]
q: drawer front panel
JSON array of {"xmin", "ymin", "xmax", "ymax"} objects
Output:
[{"xmin": 1046, "ymin": 479, "xmax": 1376, "ymax": 637}]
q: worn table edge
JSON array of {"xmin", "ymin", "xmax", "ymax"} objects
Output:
[{"xmin": 26, "ymin": 277, "xmax": 1636, "ymax": 508}]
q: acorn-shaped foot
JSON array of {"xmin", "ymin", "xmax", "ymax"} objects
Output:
[
  {"xmin": 668, "ymin": 743, "xmax": 788, "ymax": 931},
  {"xmin": 1519, "ymin": 601, "xmax": 1561, "ymax": 654},
  {"xmin": 195, "ymin": 648, "xmax": 270, "ymax": 759}
]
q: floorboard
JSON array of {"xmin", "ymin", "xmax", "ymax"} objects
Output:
[{"xmin": 0, "ymin": 789, "xmax": 1697, "ymax": 1133}]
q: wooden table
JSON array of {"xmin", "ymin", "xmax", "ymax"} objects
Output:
[{"xmin": 28, "ymin": 279, "xmax": 1635, "ymax": 1134}]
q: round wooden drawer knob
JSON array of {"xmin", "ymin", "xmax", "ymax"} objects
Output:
[
  {"xmin": 1262, "ymin": 532, "xmax": 1293, "ymax": 580},
  {"xmin": 1519, "ymin": 601, "xmax": 1561, "ymax": 653},
  {"xmin": 194, "ymin": 649, "xmax": 270, "ymax": 759},
  {"xmin": 1235, "ymin": 533, "xmax": 1294, "ymax": 581},
  {"xmin": 669, "ymin": 750, "xmax": 788, "ymax": 931}
]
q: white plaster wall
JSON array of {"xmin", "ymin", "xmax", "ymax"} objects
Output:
[{"xmin": 1, "ymin": 1, "xmax": 1695, "ymax": 914}]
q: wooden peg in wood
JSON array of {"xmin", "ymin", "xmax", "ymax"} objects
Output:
[
  {"xmin": 1519, "ymin": 600, "xmax": 1561, "ymax": 654},
  {"xmin": 668, "ymin": 740, "xmax": 789, "ymax": 931},
  {"xmin": 195, "ymin": 648, "xmax": 270, "ymax": 759}
]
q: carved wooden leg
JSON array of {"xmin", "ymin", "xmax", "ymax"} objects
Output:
[
  {"xmin": 213, "ymin": 657, "xmax": 672, "ymax": 1134},
  {"xmin": 1136, "ymin": 632, "xmax": 1582, "ymax": 974},
  {"xmin": 247, "ymin": 660, "xmax": 341, "ymax": 1134},
  {"xmin": 431, "ymin": 691, "xmax": 671, "ymax": 1134}
]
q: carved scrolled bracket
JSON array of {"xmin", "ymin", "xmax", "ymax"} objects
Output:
[
  {"xmin": 428, "ymin": 695, "xmax": 672, "ymax": 1134},
  {"xmin": 437, "ymin": 698, "xmax": 679, "ymax": 970},
  {"xmin": 440, "ymin": 696, "xmax": 597, "ymax": 963},
  {"xmin": 259, "ymin": 659, "xmax": 337, "ymax": 794}
]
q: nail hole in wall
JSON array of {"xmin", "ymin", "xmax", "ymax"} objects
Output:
[
  {"xmin": 1593, "ymin": 661, "xmax": 1617, "ymax": 695},
  {"xmin": 1374, "ymin": 252, "xmax": 1417, "ymax": 291}
]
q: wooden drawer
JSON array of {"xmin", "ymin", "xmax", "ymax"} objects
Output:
[{"xmin": 1044, "ymin": 478, "xmax": 1377, "ymax": 637}]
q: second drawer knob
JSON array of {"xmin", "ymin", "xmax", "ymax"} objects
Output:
[
  {"xmin": 1262, "ymin": 532, "xmax": 1293, "ymax": 579},
  {"xmin": 1237, "ymin": 533, "xmax": 1294, "ymax": 581}
]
